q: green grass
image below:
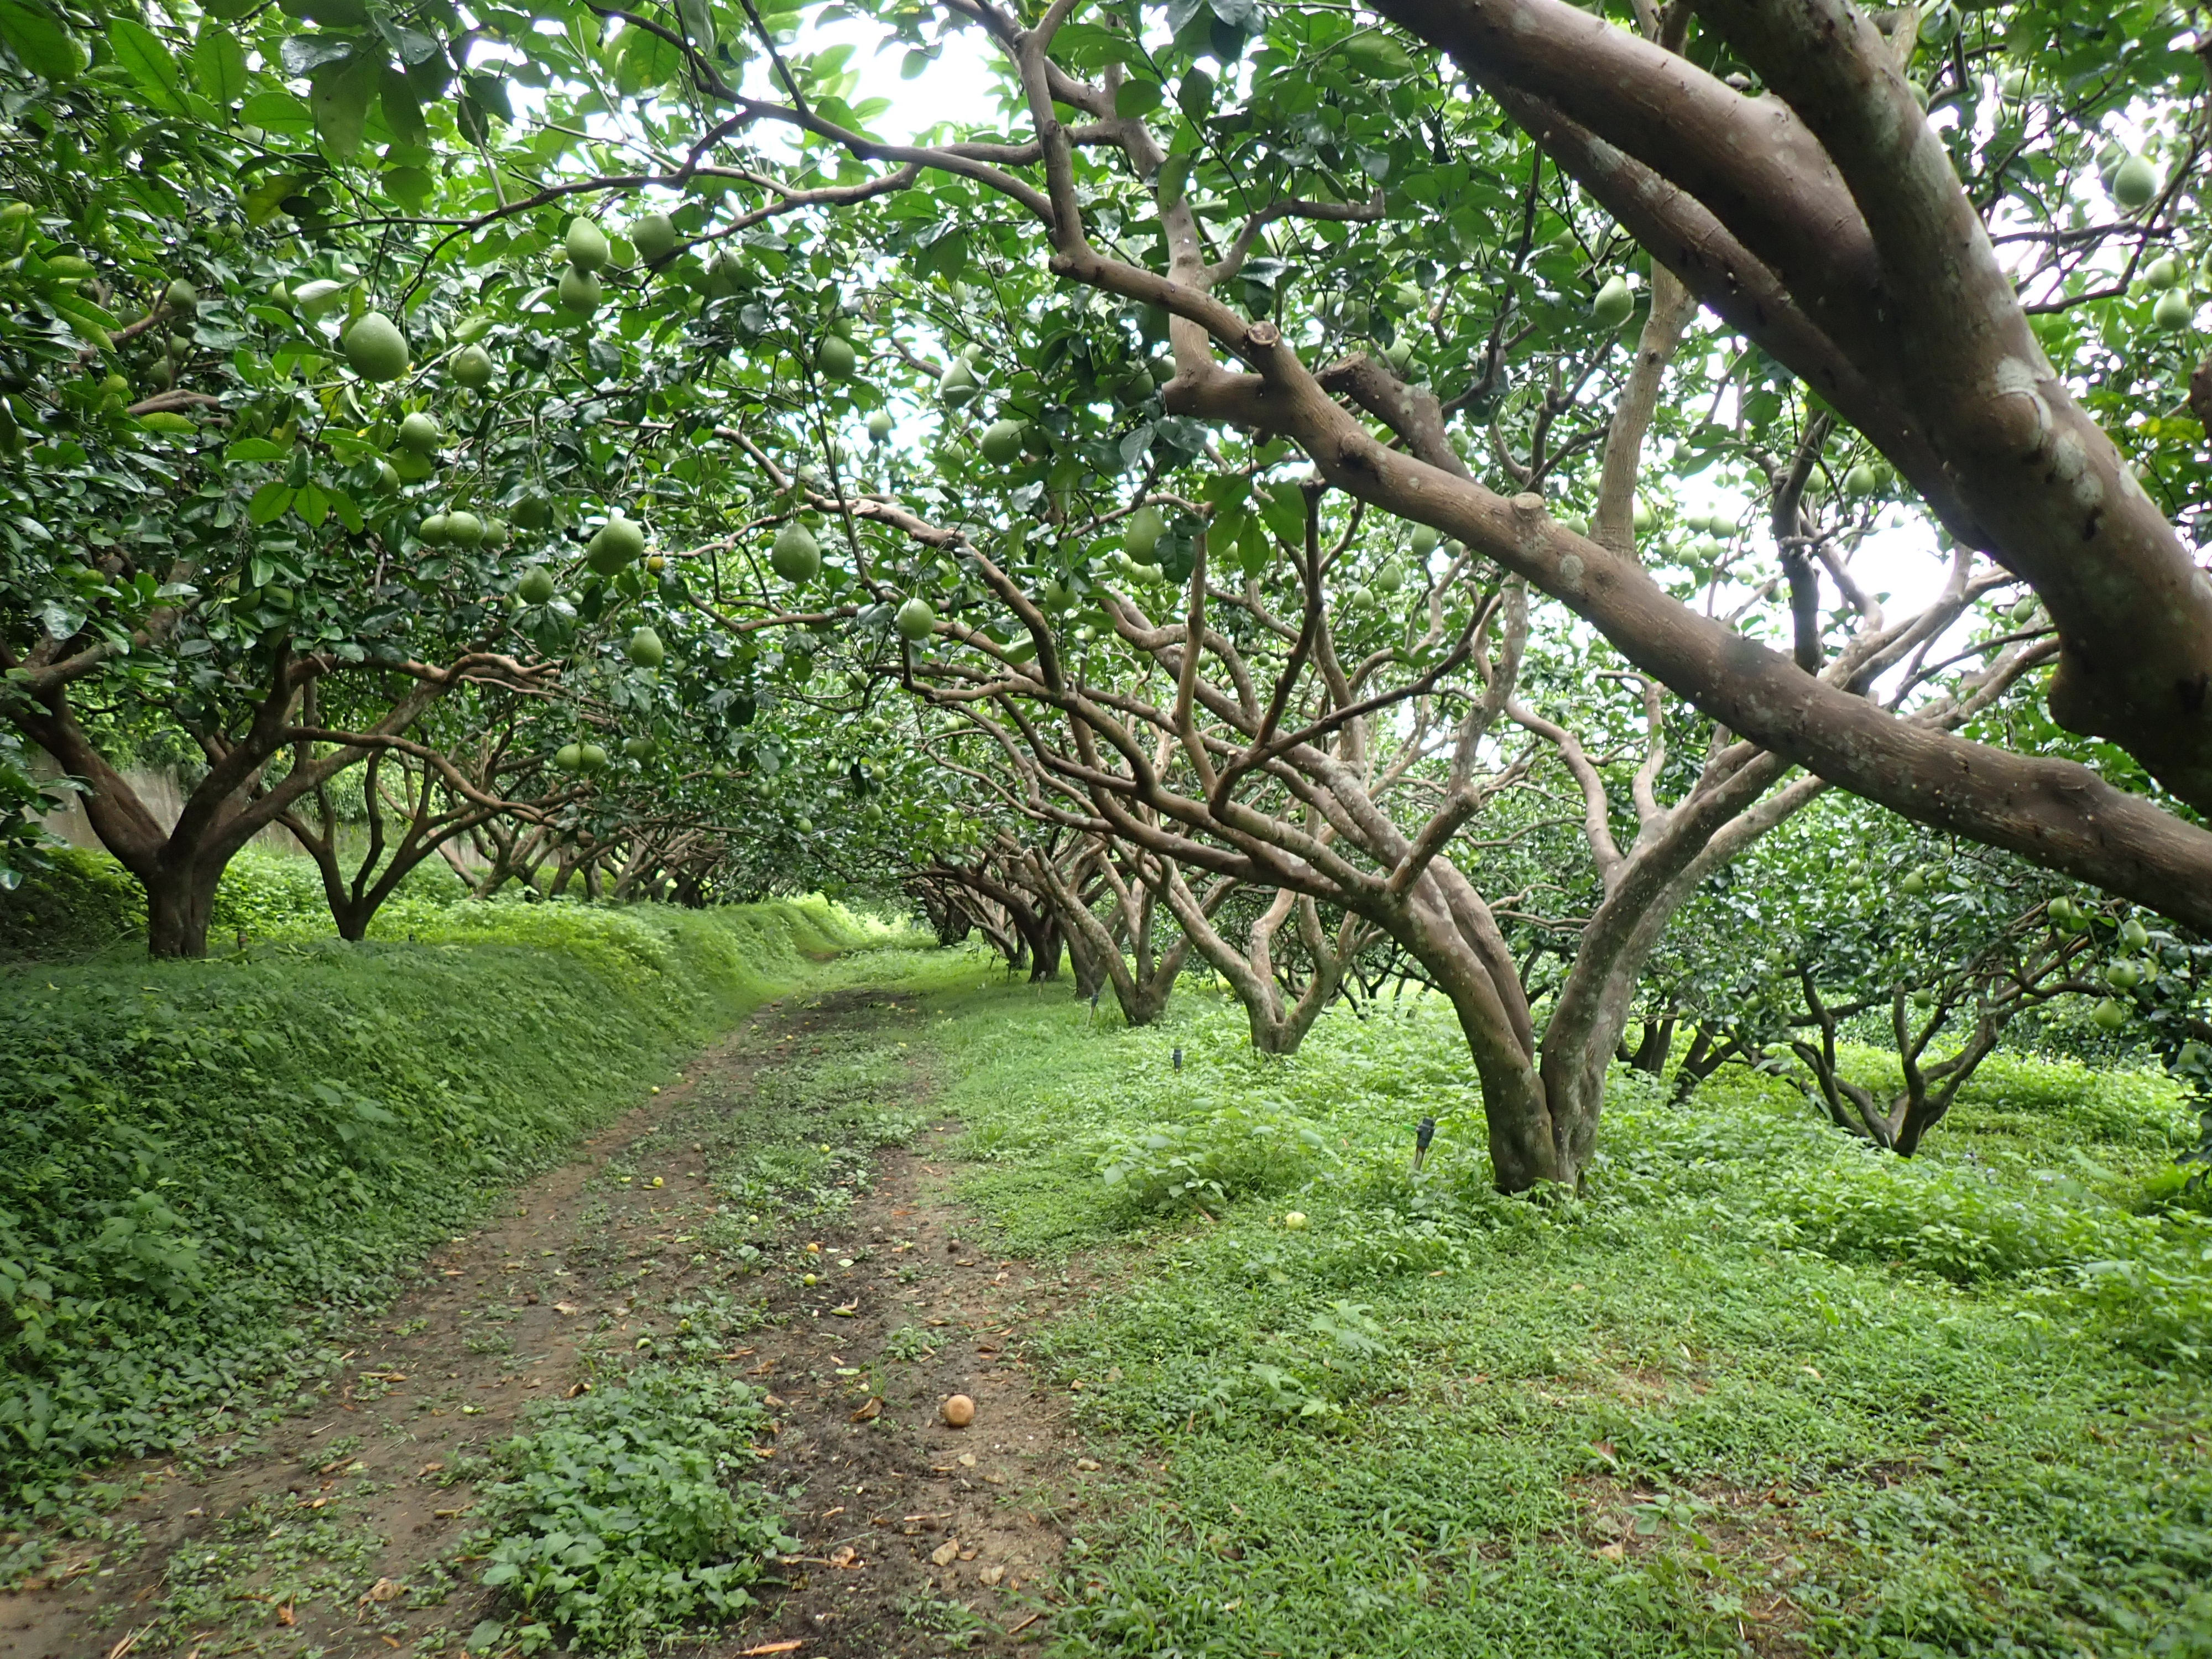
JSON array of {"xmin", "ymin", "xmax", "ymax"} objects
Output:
[
  {"xmin": 880, "ymin": 965, "xmax": 2212, "ymax": 1659},
  {"xmin": 0, "ymin": 867, "xmax": 897, "ymax": 1546}
]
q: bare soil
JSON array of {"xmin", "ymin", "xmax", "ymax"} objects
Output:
[{"xmin": 0, "ymin": 985, "xmax": 1101, "ymax": 1658}]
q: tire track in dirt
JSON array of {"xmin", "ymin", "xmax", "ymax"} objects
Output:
[{"xmin": 0, "ymin": 982, "xmax": 1103, "ymax": 1659}]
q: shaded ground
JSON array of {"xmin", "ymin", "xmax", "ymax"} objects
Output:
[{"xmin": 0, "ymin": 983, "xmax": 1101, "ymax": 1658}]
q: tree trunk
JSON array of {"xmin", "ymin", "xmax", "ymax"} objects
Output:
[
  {"xmin": 145, "ymin": 856, "xmax": 224, "ymax": 958},
  {"xmin": 1029, "ymin": 914, "xmax": 1062, "ymax": 982}
]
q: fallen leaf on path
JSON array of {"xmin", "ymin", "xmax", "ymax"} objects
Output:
[
  {"xmin": 738, "ymin": 1644, "xmax": 804, "ymax": 1655},
  {"xmin": 275, "ymin": 1602, "xmax": 295, "ymax": 1626},
  {"xmin": 105, "ymin": 1629, "xmax": 145, "ymax": 1659},
  {"xmin": 828, "ymin": 1545, "xmax": 861, "ymax": 1569},
  {"xmin": 831, "ymin": 1302, "xmax": 858, "ymax": 1317},
  {"xmin": 553, "ymin": 1302, "xmax": 581, "ymax": 1316},
  {"xmin": 363, "ymin": 1578, "xmax": 403, "ymax": 1603},
  {"xmin": 1596, "ymin": 1542, "xmax": 1627, "ymax": 1561},
  {"xmin": 850, "ymin": 1398, "xmax": 881, "ymax": 1422},
  {"xmin": 931, "ymin": 1540, "xmax": 961, "ymax": 1567}
]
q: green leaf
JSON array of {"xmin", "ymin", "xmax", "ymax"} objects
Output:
[
  {"xmin": 309, "ymin": 52, "xmax": 382, "ymax": 159},
  {"xmin": 1258, "ymin": 481, "xmax": 1306, "ymax": 546},
  {"xmin": 1114, "ymin": 76, "xmax": 1162, "ymax": 118},
  {"xmin": 247, "ymin": 482, "xmax": 297, "ymax": 524},
  {"xmin": 223, "ymin": 437, "xmax": 292, "ymax": 463},
  {"xmin": 381, "ymin": 166, "xmax": 433, "ymax": 213},
  {"xmin": 378, "ymin": 68, "xmax": 429, "ymax": 148},
  {"xmin": 0, "ymin": 0, "xmax": 81, "ymax": 79},
  {"xmin": 107, "ymin": 17, "xmax": 188, "ymax": 113},
  {"xmin": 241, "ymin": 171, "xmax": 307, "ymax": 225},
  {"xmin": 294, "ymin": 482, "xmax": 329, "ymax": 528},
  {"xmin": 191, "ymin": 25, "xmax": 248, "ymax": 107},
  {"xmin": 613, "ymin": 25, "xmax": 679, "ymax": 95},
  {"xmin": 241, "ymin": 90, "xmax": 316, "ymax": 134},
  {"xmin": 327, "ymin": 489, "xmax": 363, "ymax": 533}
]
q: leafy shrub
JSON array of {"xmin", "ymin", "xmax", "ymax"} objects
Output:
[
  {"xmin": 471, "ymin": 1367, "xmax": 796, "ymax": 1655},
  {"xmin": 1097, "ymin": 1103, "xmax": 1334, "ymax": 1214},
  {"xmin": 0, "ymin": 847, "xmax": 146, "ymax": 961}
]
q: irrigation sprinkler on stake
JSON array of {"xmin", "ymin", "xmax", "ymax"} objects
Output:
[
  {"xmin": 1412, "ymin": 1117, "xmax": 1436, "ymax": 1173},
  {"xmin": 1172, "ymin": 1047, "xmax": 1183, "ymax": 1072}
]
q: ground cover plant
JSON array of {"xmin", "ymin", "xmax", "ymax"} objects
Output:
[
  {"xmin": 914, "ymin": 968, "xmax": 2212, "ymax": 1658},
  {"xmin": 0, "ymin": 853, "xmax": 888, "ymax": 1550}
]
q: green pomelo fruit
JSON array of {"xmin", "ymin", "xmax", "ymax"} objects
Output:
[
  {"xmin": 2113, "ymin": 155, "xmax": 2159, "ymax": 211},
  {"xmin": 164, "ymin": 277, "xmax": 199, "ymax": 314},
  {"xmin": 565, "ymin": 217, "xmax": 611, "ymax": 273},
  {"xmin": 626, "ymin": 626, "xmax": 666, "ymax": 668},
  {"xmin": 2091, "ymin": 998, "xmax": 2129, "ymax": 1032},
  {"xmin": 2145, "ymin": 254, "xmax": 2182, "ymax": 290},
  {"xmin": 345, "ymin": 312, "xmax": 410, "ymax": 382},
  {"xmin": 419, "ymin": 513, "xmax": 450, "ymax": 545},
  {"xmin": 2154, "ymin": 289, "xmax": 2193, "ymax": 331},
  {"xmin": 622, "ymin": 735, "xmax": 656, "ymax": 759},
  {"xmin": 818, "ymin": 335, "xmax": 857, "ymax": 378},
  {"xmin": 895, "ymin": 596, "xmax": 936, "ymax": 641},
  {"xmin": 1592, "ymin": 275, "xmax": 1634, "ymax": 328},
  {"xmin": 517, "ymin": 567, "xmax": 557, "ymax": 604},
  {"xmin": 514, "ymin": 494, "xmax": 554, "ymax": 530},
  {"xmin": 980, "ymin": 418, "xmax": 1025, "ymax": 465},
  {"xmin": 577, "ymin": 742, "xmax": 609, "ymax": 773},
  {"xmin": 559, "ymin": 265, "xmax": 603, "ymax": 315},
  {"xmin": 588, "ymin": 515, "xmax": 646, "ymax": 573},
  {"xmin": 1844, "ymin": 462, "xmax": 1880, "ymax": 497},
  {"xmin": 452, "ymin": 344, "xmax": 494, "ymax": 389},
  {"xmin": 771, "ymin": 521, "xmax": 822, "ymax": 582},
  {"xmin": 555, "ymin": 742, "xmax": 584, "ymax": 770},
  {"xmin": 1124, "ymin": 505, "xmax": 1165, "ymax": 560},
  {"xmin": 397, "ymin": 411, "xmax": 441, "ymax": 453},
  {"xmin": 444, "ymin": 510, "xmax": 483, "ymax": 547},
  {"xmin": 632, "ymin": 212, "xmax": 679, "ymax": 264},
  {"xmin": 868, "ymin": 410, "xmax": 894, "ymax": 444}
]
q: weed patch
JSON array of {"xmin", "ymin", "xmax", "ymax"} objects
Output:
[{"xmin": 465, "ymin": 1368, "xmax": 796, "ymax": 1656}]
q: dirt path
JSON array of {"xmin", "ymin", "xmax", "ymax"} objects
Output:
[{"xmin": 0, "ymin": 984, "xmax": 1102, "ymax": 1659}]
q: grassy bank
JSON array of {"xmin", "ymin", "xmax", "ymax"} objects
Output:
[
  {"xmin": 896, "ymin": 966, "xmax": 2212, "ymax": 1658},
  {"xmin": 0, "ymin": 874, "xmax": 892, "ymax": 1539}
]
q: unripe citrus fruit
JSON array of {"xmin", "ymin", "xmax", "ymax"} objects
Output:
[
  {"xmin": 452, "ymin": 344, "xmax": 494, "ymax": 389},
  {"xmin": 559, "ymin": 265, "xmax": 603, "ymax": 315},
  {"xmin": 895, "ymin": 596, "xmax": 936, "ymax": 640},
  {"xmin": 631, "ymin": 212, "xmax": 678, "ymax": 264},
  {"xmin": 770, "ymin": 521, "xmax": 821, "ymax": 582},
  {"xmin": 345, "ymin": 312, "xmax": 410, "ymax": 382},
  {"xmin": 565, "ymin": 216, "xmax": 611, "ymax": 273}
]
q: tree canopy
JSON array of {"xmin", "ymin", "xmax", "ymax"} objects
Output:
[{"xmin": 5, "ymin": 0, "xmax": 2211, "ymax": 1183}]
